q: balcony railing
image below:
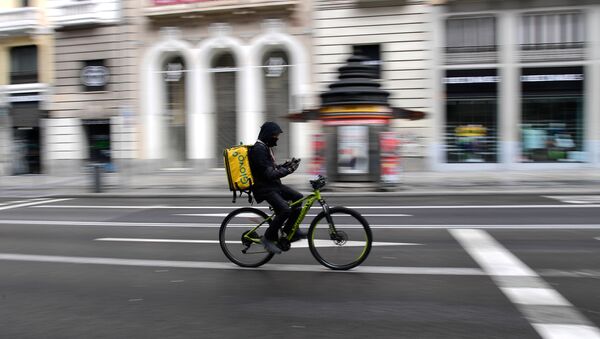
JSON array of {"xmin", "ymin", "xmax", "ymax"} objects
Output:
[
  {"xmin": 52, "ymin": 0, "xmax": 120, "ymax": 27},
  {"xmin": 0, "ymin": 7, "xmax": 41, "ymax": 36},
  {"xmin": 145, "ymin": 0, "xmax": 299, "ymax": 18},
  {"xmin": 520, "ymin": 42, "xmax": 585, "ymax": 63}
]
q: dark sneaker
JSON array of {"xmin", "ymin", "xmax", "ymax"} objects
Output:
[
  {"xmin": 260, "ymin": 236, "xmax": 282, "ymax": 254},
  {"xmin": 288, "ymin": 229, "xmax": 308, "ymax": 243}
]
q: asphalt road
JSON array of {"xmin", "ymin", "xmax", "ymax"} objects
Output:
[{"xmin": 1, "ymin": 194, "xmax": 600, "ymax": 338}]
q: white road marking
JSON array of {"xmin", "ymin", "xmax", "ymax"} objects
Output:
[
  {"xmin": 532, "ymin": 324, "xmax": 600, "ymax": 339},
  {"xmin": 0, "ymin": 198, "xmax": 47, "ymax": 207},
  {"xmin": 501, "ymin": 288, "xmax": 571, "ymax": 306},
  {"xmin": 3, "ymin": 220, "xmax": 600, "ymax": 229},
  {"xmin": 0, "ymin": 252, "xmax": 484, "ymax": 275},
  {"xmin": 0, "ymin": 198, "xmax": 72, "ymax": 211},
  {"xmin": 544, "ymin": 195, "xmax": 600, "ymax": 204},
  {"xmin": 595, "ymin": 237, "xmax": 600, "ymax": 241},
  {"xmin": 174, "ymin": 213, "xmax": 412, "ymax": 217},
  {"xmin": 31, "ymin": 204, "xmax": 600, "ymax": 209},
  {"xmin": 94, "ymin": 237, "xmax": 421, "ymax": 248},
  {"xmin": 451, "ymin": 229, "xmax": 600, "ymax": 339},
  {"xmin": 451, "ymin": 229, "xmax": 536, "ymax": 277}
]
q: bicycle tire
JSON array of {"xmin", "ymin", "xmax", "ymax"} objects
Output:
[
  {"xmin": 219, "ymin": 207, "xmax": 274, "ymax": 268},
  {"xmin": 308, "ymin": 206, "xmax": 372, "ymax": 270}
]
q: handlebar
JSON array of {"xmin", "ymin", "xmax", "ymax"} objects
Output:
[{"xmin": 310, "ymin": 175, "xmax": 327, "ymax": 191}]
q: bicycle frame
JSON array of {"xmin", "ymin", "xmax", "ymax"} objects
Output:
[{"xmin": 242, "ymin": 188, "xmax": 334, "ymax": 244}]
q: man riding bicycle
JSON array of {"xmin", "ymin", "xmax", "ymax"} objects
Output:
[{"xmin": 249, "ymin": 121, "xmax": 306, "ymax": 254}]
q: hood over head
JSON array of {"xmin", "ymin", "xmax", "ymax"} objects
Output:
[{"xmin": 258, "ymin": 121, "xmax": 283, "ymax": 147}]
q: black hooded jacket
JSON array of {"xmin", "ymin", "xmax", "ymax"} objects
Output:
[{"xmin": 249, "ymin": 122, "xmax": 290, "ymax": 202}]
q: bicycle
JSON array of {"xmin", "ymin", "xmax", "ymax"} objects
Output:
[{"xmin": 219, "ymin": 175, "xmax": 372, "ymax": 270}]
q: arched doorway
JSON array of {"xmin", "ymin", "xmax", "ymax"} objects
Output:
[
  {"xmin": 211, "ymin": 52, "xmax": 238, "ymax": 165},
  {"xmin": 262, "ymin": 49, "xmax": 290, "ymax": 161},
  {"xmin": 163, "ymin": 55, "xmax": 187, "ymax": 166}
]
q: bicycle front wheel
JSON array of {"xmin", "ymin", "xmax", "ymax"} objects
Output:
[
  {"xmin": 219, "ymin": 207, "xmax": 274, "ymax": 268},
  {"xmin": 308, "ymin": 206, "xmax": 372, "ymax": 270}
]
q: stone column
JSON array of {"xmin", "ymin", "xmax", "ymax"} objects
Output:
[
  {"xmin": 498, "ymin": 11, "xmax": 520, "ymax": 167},
  {"xmin": 429, "ymin": 4, "xmax": 445, "ymax": 170},
  {"xmin": 585, "ymin": 6, "xmax": 600, "ymax": 166}
]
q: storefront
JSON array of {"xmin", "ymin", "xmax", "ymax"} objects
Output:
[
  {"xmin": 9, "ymin": 96, "xmax": 43, "ymax": 175},
  {"xmin": 82, "ymin": 119, "xmax": 112, "ymax": 171},
  {"xmin": 520, "ymin": 67, "xmax": 584, "ymax": 163},
  {"xmin": 444, "ymin": 69, "xmax": 499, "ymax": 163},
  {"xmin": 434, "ymin": 2, "xmax": 600, "ymax": 170}
]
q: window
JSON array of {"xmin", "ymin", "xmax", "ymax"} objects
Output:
[
  {"xmin": 446, "ymin": 16, "xmax": 496, "ymax": 53},
  {"xmin": 520, "ymin": 12, "xmax": 584, "ymax": 50},
  {"xmin": 10, "ymin": 45, "xmax": 38, "ymax": 84},
  {"xmin": 520, "ymin": 67, "xmax": 585, "ymax": 163},
  {"xmin": 353, "ymin": 44, "xmax": 381, "ymax": 78},
  {"xmin": 262, "ymin": 50, "xmax": 290, "ymax": 160},
  {"xmin": 211, "ymin": 53, "xmax": 237, "ymax": 164},
  {"xmin": 21, "ymin": 0, "xmax": 30, "ymax": 7},
  {"xmin": 163, "ymin": 56, "xmax": 186, "ymax": 163},
  {"xmin": 445, "ymin": 69, "xmax": 499, "ymax": 163}
]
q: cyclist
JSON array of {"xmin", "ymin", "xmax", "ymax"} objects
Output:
[{"xmin": 249, "ymin": 121, "xmax": 305, "ymax": 254}]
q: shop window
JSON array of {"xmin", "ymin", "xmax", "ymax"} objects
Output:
[
  {"xmin": 520, "ymin": 12, "xmax": 584, "ymax": 50},
  {"xmin": 211, "ymin": 52, "xmax": 237, "ymax": 164},
  {"xmin": 353, "ymin": 44, "xmax": 381, "ymax": 78},
  {"xmin": 83, "ymin": 120, "xmax": 113, "ymax": 171},
  {"xmin": 446, "ymin": 16, "xmax": 496, "ymax": 53},
  {"xmin": 163, "ymin": 56, "xmax": 186, "ymax": 164},
  {"xmin": 10, "ymin": 45, "xmax": 38, "ymax": 84},
  {"xmin": 445, "ymin": 69, "xmax": 499, "ymax": 163},
  {"xmin": 520, "ymin": 67, "xmax": 585, "ymax": 163}
]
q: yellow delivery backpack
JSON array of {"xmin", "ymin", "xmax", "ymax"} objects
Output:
[{"xmin": 223, "ymin": 144, "xmax": 254, "ymax": 203}]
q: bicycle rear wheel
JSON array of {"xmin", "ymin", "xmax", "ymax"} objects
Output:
[
  {"xmin": 308, "ymin": 206, "xmax": 372, "ymax": 270},
  {"xmin": 219, "ymin": 207, "xmax": 274, "ymax": 268}
]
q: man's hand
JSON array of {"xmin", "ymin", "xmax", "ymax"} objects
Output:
[{"xmin": 287, "ymin": 158, "xmax": 301, "ymax": 173}]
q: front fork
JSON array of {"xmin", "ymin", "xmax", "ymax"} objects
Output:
[{"xmin": 319, "ymin": 200, "xmax": 340, "ymax": 240}]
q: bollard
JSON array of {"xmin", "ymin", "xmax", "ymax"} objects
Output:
[{"xmin": 92, "ymin": 163, "xmax": 102, "ymax": 193}]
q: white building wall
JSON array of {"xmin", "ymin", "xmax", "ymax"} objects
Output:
[
  {"xmin": 43, "ymin": 118, "xmax": 86, "ymax": 174},
  {"xmin": 141, "ymin": 22, "xmax": 311, "ymax": 166}
]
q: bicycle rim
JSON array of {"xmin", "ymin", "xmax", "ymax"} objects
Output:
[
  {"xmin": 219, "ymin": 207, "xmax": 274, "ymax": 268},
  {"xmin": 308, "ymin": 206, "xmax": 372, "ymax": 270}
]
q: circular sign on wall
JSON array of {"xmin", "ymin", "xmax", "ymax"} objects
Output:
[{"xmin": 81, "ymin": 66, "xmax": 110, "ymax": 87}]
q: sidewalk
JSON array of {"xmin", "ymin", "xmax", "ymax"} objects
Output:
[{"xmin": 1, "ymin": 167, "xmax": 600, "ymax": 198}]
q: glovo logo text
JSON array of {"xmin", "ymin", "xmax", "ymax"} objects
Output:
[{"xmin": 233, "ymin": 150, "xmax": 250, "ymax": 185}]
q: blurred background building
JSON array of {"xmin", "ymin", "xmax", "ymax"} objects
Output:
[
  {"xmin": 432, "ymin": 0, "xmax": 600, "ymax": 170},
  {"xmin": 0, "ymin": 0, "xmax": 53, "ymax": 176},
  {"xmin": 46, "ymin": 0, "xmax": 134, "ymax": 175},
  {"xmin": 140, "ymin": 0, "xmax": 312, "ymax": 170},
  {"xmin": 1, "ymin": 0, "xmax": 600, "ymax": 179}
]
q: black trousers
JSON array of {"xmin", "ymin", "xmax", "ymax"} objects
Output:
[{"xmin": 263, "ymin": 185, "xmax": 303, "ymax": 241}]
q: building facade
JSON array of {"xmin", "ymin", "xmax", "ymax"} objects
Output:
[
  {"xmin": 312, "ymin": 0, "xmax": 433, "ymax": 172},
  {"xmin": 6, "ymin": 0, "xmax": 599, "ymax": 177},
  {"xmin": 0, "ymin": 0, "xmax": 54, "ymax": 175},
  {"xmin": 46, "ymin": 0, "xmax": 136, "ymax": 175},
  {"xmin": 431, "ymin": 0, "xmax": 600, "ymax": 170}
]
